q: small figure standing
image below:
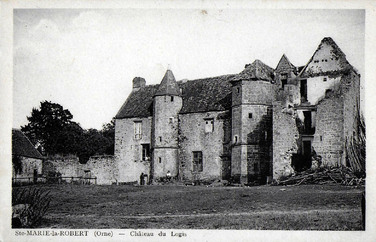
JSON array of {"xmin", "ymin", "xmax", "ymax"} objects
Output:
[
  {"xmin": 166, "ymin": 170, "xmax": 171, "ymax": 181},
  {"xmin": 140, "ymin": 172, "xmax": 145, "ymax": 185}
]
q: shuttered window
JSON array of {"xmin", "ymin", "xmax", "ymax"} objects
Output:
[{"xmin": 134, "ymin": 121, "xmax": 142, "ymax": 139}]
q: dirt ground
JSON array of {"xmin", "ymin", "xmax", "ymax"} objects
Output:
[{"xmin": 16, "ymin": 183, "xmax": 364, "ymax": 230}]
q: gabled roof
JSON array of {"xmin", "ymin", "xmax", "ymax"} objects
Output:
[
  {"xmin": 115, "ymin": 74, "xmax": 235, "ymax": 119},
  {"xmin": 154, "ymin": 70, "xmax": 181, "ymax": 96},
  {"xmin": 179, "ymin": 75, "xmax": 234, "ymax": 114},
  {"xmin": 275, "ymin": 54, "xmax": 296, "ymax": 72},
  {"xmin": 12, "ymin": 129, "xmax": 44, "ymax": 159},
  {"xmin": 231, "ymin": 59, "xmax": 274, "ymax": 82},
  {"xmin": 115, "ymin": 84, "xmax": 158, "ymax": 118},
  {"xmin": 299, "ymin": 37, "xmax": 354, "ymax": 78}
]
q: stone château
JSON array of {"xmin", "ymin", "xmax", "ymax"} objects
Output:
[{"xmin": 114, "ymin": 37, "xmax": 360, "ymax": 184}]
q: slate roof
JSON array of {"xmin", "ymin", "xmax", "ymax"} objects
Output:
[
  {"xmin": 155, "ymin": 70, "xmax": 181, "ymax": 96},
  {"xmin": 231, "ymin": 60, "xmax": 275, "ymax": 82},
  {"xmin": 276, "ymin": 54, "xmax": 296, "ymax": 71},
  {"xmin": 12, "ymin": 129, "xmax": 44, "ymax": 159},
  {"xmin": 115, "ymin": 74, "xmax": 235, "ymax": 118},
  {"xmin": 299, "ymin": 37, "xmax": 355, "ymax": 78}
]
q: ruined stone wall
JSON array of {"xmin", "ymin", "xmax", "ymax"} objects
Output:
[
  {"xmin": 283, "ymin": 84, "xmax": 301, "ymax": 106},
  {"xmin": 342, "ymin": 72, "xmax": 361, "ymax": 153},
  {"xmin": 306, "ymin": 76, "xmax": 341, "ymax": 105},
  {"xmin": 85, "ymin": 155, "xmax": 117, "ymax": 185},
  {"xmin": 272, "ymin": 101, "xmax": 299, "ymax": 180},
  {"xmin": 115, "ymin": 117, "xmax": 152, "ymax": 183},
  {"xmin": 178, "ymin": 111, "xmax": 227, "ymax": 181},
  {"xmin": 13, "ymin": 157, "xmax": 42, "ymax": 178},
  {"xmin": 43, "ymin": 156, "xmax": 82, "ymax": 178},
  {"xmin": 312, "ymin": 95, "xmax": 344, "ymax": 167}
]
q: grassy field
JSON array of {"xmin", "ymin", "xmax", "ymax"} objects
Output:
[{"xmin": 14, "ymin": 183, "xmax": 364, "ymax": 230}]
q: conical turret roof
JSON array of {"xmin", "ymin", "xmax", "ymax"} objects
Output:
[{"xmin": 155, "ymin": 69, "xmax": 181, "ymax": 96}]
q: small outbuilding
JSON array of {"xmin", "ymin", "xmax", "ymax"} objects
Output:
[{"xmin": 12, "ymin": 129, "xmax": 44, "ymax": 182}]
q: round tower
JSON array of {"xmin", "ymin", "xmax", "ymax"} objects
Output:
[{"xmin": 152, "ymin": 69, "xmax": 183, "ymax": 180}]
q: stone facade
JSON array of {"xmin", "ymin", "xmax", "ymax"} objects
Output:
[
  {"xmin": 12, "ymin": 129, "xmax": 44, "ymax": 182},
  {"xmin": 115, "ymin": 117, "xmax": 152, "ymax": 183},
  {"xmin": 115, "ymin": 37, "xmax": 361, "ymax": 184},
  {"xmin": 13, "ymin": 157, "xmax": 43, "ymax": 179},
  {"xmin": 178, "ymin": 111, "xmax": 230, "ymax": 181}
]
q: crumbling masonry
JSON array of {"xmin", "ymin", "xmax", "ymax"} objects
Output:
[{"xmin": 114, "ymin": 37, "xmax": 360, "ymax": 184}]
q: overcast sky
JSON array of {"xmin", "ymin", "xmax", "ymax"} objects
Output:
[{"xmin": 13, "ymin": 9, "xmax": 364, "ymax": 129}]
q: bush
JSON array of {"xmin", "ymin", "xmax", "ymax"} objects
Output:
[{"xmin": 12, "ymin": 187, "xmax": 52, "ymax": 228}]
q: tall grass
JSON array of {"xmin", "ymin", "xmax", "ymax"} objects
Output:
[{"xmin": 12, "ymin": 187, "xmax": 52, "ymax": 228}]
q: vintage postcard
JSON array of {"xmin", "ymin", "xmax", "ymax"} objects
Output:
[{"xmin": 1, "ymin": 0, "xmax": 375, "ymax": 241}]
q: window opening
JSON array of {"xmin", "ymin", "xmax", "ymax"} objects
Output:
[
  {"xmin": 281, "ymin": 80, "xmax": 287, "ymax": 89},
  {"xmin": 204, "ymin": 119, "xmax": 214, "ymax": 133},
  {"xmin": 249, "ymin": 113, "xmax": 253, "ymax": 119},
  {"xmin": 134, "ymin": 121, "xmax": 142, "ymax": 139},
  {"xmin": 142, "ymin": 144, "xmax": 151, "ymax": 161},
  {"xmin": 193, "ymin": 151, "xmax": 203, "ymax": 172},
  {"xmin": 171, "ymin": 96, "xmax": 174, "ymax": 102},
  {"xmin": 281, "ymin": 73, "xmax": 288, "ymax": 89},
  {"xmin": 300, "ymin": 79, "xmax": 307, "ymax": 102}
]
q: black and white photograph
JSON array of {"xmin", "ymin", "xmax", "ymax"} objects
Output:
[{"xmin": 1, "ymin": 1, "xmax": 375, "ymax": 241}]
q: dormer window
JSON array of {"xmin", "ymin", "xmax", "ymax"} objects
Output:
[{"xmin": 281, "ymin": 73, "xmax": 288, "ymax": 89}]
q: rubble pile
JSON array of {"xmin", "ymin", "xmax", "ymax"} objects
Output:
[{"xmin": 274, "ymin": 166, "xmax": 365, "ymax": 186}]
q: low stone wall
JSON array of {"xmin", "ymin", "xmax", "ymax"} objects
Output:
[
  {"xmin": 43, "ymin": 155, "xmax": 116, "ymax": 185},
  {"xmin": 13, "ymin": 157, "xmax": 43, "ymax": 179},
  {"xmin": 43, "ymin": 156, "xmax": 82, "ymax": 178},
  {"xmin": 85, "ymin": 155, "xmax": 117, "ymax": 185}
]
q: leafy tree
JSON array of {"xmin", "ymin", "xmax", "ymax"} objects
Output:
[
  {"xmin": 101, "ymin": 119, "xmax": 115, "ymax": 155},
  {"xmin": 21, "ymin": 101, "xmax": 115, "ymax": 162},
  {"xmin": 21, "ymin": 101, "xmax": 76, "ymax": 155}
]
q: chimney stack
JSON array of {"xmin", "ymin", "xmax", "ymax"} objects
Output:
[{"xmin": 132, "ymin": 77, "xmax": 146, "ymax": 91}]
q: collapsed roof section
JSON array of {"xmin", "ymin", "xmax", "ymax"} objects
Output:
[{"xmin": 299, "ymin": 37, "xmax": 356, "ymax": 78}]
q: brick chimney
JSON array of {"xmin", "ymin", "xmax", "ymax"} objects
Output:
[{"xmin": 132, "ymin": 77, "xmax": 146, "ymax": 91}]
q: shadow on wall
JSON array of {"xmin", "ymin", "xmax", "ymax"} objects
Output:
[{"xmin": 246, "ymin": 108, "xmax": 273, "ymax": 184}]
